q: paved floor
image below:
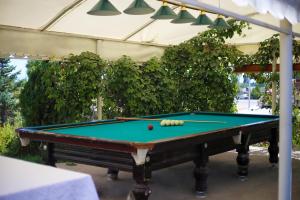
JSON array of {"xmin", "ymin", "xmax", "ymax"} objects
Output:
[
  {"xmin": 236, "ymin": 99, "xmax": 271, "ymax": 115},
  {"xmin": 58, "ymin": 151, "xmax": 300, "ymax": 200}
]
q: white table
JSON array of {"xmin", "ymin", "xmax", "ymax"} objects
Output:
[{"xmin": 0, "ymin": 156, "xmax": 99, "ymax": 200}]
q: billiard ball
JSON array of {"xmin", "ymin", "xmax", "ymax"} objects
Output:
[{"xmin": 148, "ymin": 124, "xmax": 153, "ymax": 130}]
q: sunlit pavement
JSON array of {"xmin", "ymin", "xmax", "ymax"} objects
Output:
[
  {"xmin": 237, "ymin": 99, "xmax": 271, "ymax": 115},
  {"xmin": 58, "ymin": 153, "xmax": 300, "ymax": 200}
]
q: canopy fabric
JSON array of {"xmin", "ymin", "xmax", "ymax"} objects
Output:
[
  {"xmin": 0, "ymin": 0, "xmax": 299, "ymax": 60},
  {"xmin": 232, "ymin": 0, "xmax": 300, "ymax": 24}
]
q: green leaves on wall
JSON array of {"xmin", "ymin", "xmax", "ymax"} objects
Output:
[
  {"xmin": 20, "ymin": 52, "xmax": 106, "ymax": 125},
  {"xmin": 20, "ymin": 20, "xmax": 252, "ymax": 125}
]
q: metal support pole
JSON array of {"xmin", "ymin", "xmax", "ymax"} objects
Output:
[{"xmin": 279, "ymin": 19, "xmax": 293, "ymax": 200}]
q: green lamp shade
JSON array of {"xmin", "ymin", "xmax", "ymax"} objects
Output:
[
  {"xmin": 171, "ymin": 9, "xmax": 195, "ymax": 24},
  {"xmin": 87, "ymin": 0, "xmax": 121, "ymax": 16},
  {"xmin": 209, "ymin": 16, "xmax": 231, "ymax": 28},
  {"xmin": 151, "ymin": 5, "xmax": 177, "ymax": 20},
  {"xmin": 124, "ymin": 0, "xmax": 155, "ymax": 15},
  {"xmin": 192, "ymin": 13, "xmax": 213, "ymax": 25}
]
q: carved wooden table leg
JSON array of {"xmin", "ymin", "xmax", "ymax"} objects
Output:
[
  {"xmin": 268, "ymin": 128, "xmax": 279, "ymax": 167},
  {"xmin": 42, "ymin": 143, "xmax": 56, "ymax": 167},
  {"xmin": 194, "ymin": 143, "xmax": 209, "ymax": 198},
  {"xmin": 129, "ymin": 164, "xmax": 151, "ymax": 200},
  {"xmin": 236, "ymin": 134, "xmax": 250, "ymax": 181},
  {"xmin": 107, "ymin": 168, "xmax": 119, "ymax": 180}
]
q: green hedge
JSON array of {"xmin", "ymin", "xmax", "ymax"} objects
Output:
[
  {"xmin": 293, "ymin": 108, "xmax": 300, "ymax": 148},
  {"xmin": 161, "ymin": 29, "xmax": 243, "ymax": 112},
  {"xmin": 0, "ymin": 123, "xmax": 20, "ymax": 156},
  {"xmin": 20, "ymin": 52, "xmax": 106, "ymax": 125},
  {"xmin": 20, "ymin": 21, "xmax": 251, "ymax": 125},
  {"xmin": 103, "ymin": 56, "xmax": 176, "ymax": 118}
]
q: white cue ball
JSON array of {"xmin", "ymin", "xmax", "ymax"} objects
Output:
[{"xmin": 160, "ymin": 120, "xmax": 166, "ymax": 126}]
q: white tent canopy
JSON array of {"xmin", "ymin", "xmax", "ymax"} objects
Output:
[
  {"xmin": 233, "ymin": 0, "xmax": 300, "ymax": 24},
  {"xmin": 0, "ymin": 0, "xmax": 299, "ymax": 60}
]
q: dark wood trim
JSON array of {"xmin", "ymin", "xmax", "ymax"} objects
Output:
[
  {"xmin": 18, "ymin": 131, "xmax": 139, "ymax": 153},
  {"xmin": 234, "ymin": 63, "xmax": 300, "ymax": 73}
]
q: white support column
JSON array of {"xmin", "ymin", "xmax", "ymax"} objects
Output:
[{"xmin": 279, "ymin": 19, "xmax": 293, "ymax": 200}]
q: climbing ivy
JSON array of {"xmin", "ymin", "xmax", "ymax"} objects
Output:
[
  {"xmin": 20, "ymin": 52, "xmax": 105, "ymax": 125},
  {"xmin": 161, "ymin": 20, "xmax": 249, "ymax": 112},
  {"xmin": 20, "ymin": 20, "xmax": 252, "ymax": 123},
  {"xmin": 51, "ymin": 52, "xmax": 106, "ymax": 122},
  {"xmin": 103, "ymin": 56, "xmax": 176, "ymax": 118}
]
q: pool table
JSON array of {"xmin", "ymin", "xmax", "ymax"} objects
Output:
[{"xmin": 17, "ymin": 112, "xmax": 279, "ymax": 200}]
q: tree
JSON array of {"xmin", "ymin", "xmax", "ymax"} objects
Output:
[
  {"xmin": 20, "ymin": 52, "xmax": 106, "ymax": 126},
  {"xmin": 51, "ymin": 52, "xmax": 106, "ymax": 122},
  {"xmin": 161, "ymin": 20, "xmax": 249, "ymax": 112},
  {"xmin": 103, "ymin": 56, "xmax": 177, "ymax": 118},
  {"xmin": 0, "ymin": 59, "xmax": 20, "ymax": 125},
  {"xmin": 19, "ymin": 60, "xmax": 60, "ymax": 126}
]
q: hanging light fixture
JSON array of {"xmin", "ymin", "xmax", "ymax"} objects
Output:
[
  {"xmin": 210, "ymin": 15, "xmax": 231, "ymax": 28},
  {"xmin": 209, "ymin": 0, "xmax": 230, "ymax": 29},
  {"xmin": 171, "ymin": 6, "xmax": 195, "ymax": 24},
  {"xmin": 151, "ymin": 1, "xmax": 177, "ymax": 20},
  {"xmin": 87, "ymin": 0, "xmax": 121, "ymax": 16},
  {"xmin": 192, "ymin": 11, "xmax": 213, "ymax": 26},
  {"xmin": 124, "ymin": 0, "xmax": 155, "ymax": 15}
]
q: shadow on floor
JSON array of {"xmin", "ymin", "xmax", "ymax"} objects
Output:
[{"xmin": 58, "ymin": 152, "xmax": 300, "ymax": 200}]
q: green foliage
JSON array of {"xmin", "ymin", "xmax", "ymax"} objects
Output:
[
  {"xmin": 203, "ymin": 19, "xmax": 251, "ymax": 42},
  {"xmin": 250, "ymin": 86, "xmax": 262, "ymax": 99},
  {"xmin": 248, "ymin": 34, "xmax": 300, "ymax": 84},
  {"xmin": 50, "ymin": 52, "xmax": 106, "ymax": 122},
  {"xmin": 19, "ymin": 21, "xmax": 251, "ymax": 123},
  {"xmin": 18, "ymin": 154, "xmax": 42, "ymax": 163},
  {"xmin": 0, "ymin": 122, "xmax": 42, "ymax": 163},
  {"xmin": 20, "ymin": 52, "xmax": 106, "ymax": 126},
  {"xmin": 0, "ymin": 123, "xmax": 20, "ymax": 156},
  {"xmin": 103, "ymin": 56, "xmax": 176, "ymax": 118},
  {"xmin": 293, "ymin": 108, "xmax": 300, "ymax": 147},
  {"xmin": 141, "ymin": 57, "xmax": 176, "ymax": 114},
  {"xmin": 0, "ymin": 58, "xmax": 21, "ymax": 125},
  {"xmin": 160, "ymin": 20, "xmax": 248, "ymax": 112},
  {"xmin": 20, "ymin": 61, "xmax": 60, "ymax": 125}
]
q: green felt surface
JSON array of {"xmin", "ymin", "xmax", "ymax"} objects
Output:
[{"xmin": 45, "ymin": 113, "xmax": 276, "ymax": 143}]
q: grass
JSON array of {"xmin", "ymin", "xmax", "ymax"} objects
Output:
[{"xmin": 18, "ymin": 154, "xmax": 43, "ymax": 163}]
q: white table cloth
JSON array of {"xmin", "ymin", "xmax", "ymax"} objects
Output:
[{"xmin": 0, "ymin": 156, "xmax": 99, "ymax": 200}]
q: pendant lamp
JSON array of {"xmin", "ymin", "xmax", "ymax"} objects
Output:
[
  {"xmin": 151, "ymin": 1, "xmax": 177, "ymax": 20},
  {"xmin": 124, "ymin": 0, "xmax": 155, "ymax": 15},
  {"xmin": 87, "ymin": 0, "xmax": 121, "ymax": 16},
  {"xmin": 171, "ymin": 6, "xmax": 195, "ymax": 24},
  {"xmin": 192, "ymin": 11, "xmax": 213, "ymax": 25},
  {"xmin": 210, "ymin": 15, "xmax": 231, "ymax": 29}
]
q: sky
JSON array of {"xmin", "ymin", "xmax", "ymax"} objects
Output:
[{"xmin": 10, "ymin": 58, "xmax": 28, "ymax": 80}]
